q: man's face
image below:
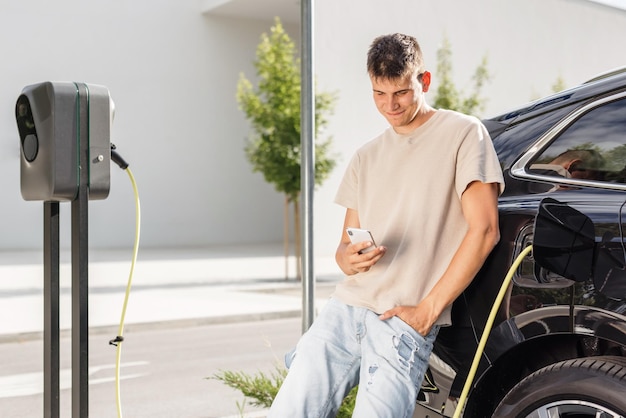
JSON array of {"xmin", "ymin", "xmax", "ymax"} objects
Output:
[{"xmin": 370, "ymin": 71, "xmax": 429, "ymax": 134}]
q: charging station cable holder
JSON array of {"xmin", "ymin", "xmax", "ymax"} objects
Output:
[{"xmin": 16, "ymin": 81, "xmax": 114, "ymax": 418}]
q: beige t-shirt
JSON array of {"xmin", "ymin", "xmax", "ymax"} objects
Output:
[{"xmin": 333, "ymin": 109, "xmax": 504, "ymax": 326}]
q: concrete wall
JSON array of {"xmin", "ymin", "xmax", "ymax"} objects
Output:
[
  {"xmin": 0, "ymin": 1, "xmax": 298, "ymax": 252},
  {"xmin": 1, "ymin": 0, "xmax": 625, "ymax": 260}
]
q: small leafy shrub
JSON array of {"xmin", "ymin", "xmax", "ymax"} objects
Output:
[{"xmin": 211, "ymin": 365, "xmax": 357, "ymax": 417}]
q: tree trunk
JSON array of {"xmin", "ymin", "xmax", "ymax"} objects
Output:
[
  {"xmin": 284, "ymin": 195, "xmax": 289, "ymax": 280},
  {"xmin": 294, "ymin": 199, "xmax": 302, "ymax": 281}
]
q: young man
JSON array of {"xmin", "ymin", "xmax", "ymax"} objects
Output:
[{"xmin": 268, "ymin": 33, "xmax": 504, "ymax": 417}]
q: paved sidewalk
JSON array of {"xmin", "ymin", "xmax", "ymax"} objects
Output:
[{"xmin": 0, "ymin": 245, "xmax": 342, "ymax": 341}]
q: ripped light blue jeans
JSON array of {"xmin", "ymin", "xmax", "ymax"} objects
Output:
[{"xmin": 268, "ymin": 298, "xmax": 439, "ymax": 418}]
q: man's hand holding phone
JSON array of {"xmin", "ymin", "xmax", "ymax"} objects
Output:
[
  {"xmin": 347, "ymin": 227, "xmax": 377, "ymax": 254},
  {"xmin": 344, "ymin": 227, "xmax": 386, "ymax": 274}
]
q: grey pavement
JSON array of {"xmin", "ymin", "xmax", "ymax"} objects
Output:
[{"xmin": 0, "ymin": 244, "xmax": 342, "ymax": 342}]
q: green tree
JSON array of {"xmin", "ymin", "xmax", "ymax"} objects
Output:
[
  {"xmin": 432, "ymin": 36, "xmax": 491, "ymax": 117},
  {"xmin": 237, "ymin": 18, "xmax": 337, "ymax": 279}
]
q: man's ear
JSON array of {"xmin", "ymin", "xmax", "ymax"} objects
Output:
[{"xmin": 421, "ymin": 71, "xmax": 432, "ymax": 92}]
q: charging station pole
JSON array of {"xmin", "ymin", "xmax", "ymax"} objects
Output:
[
  {"xmin": 43, "ymin": 201, "xmax": 60, "ymax": 418},
  {"xmin": 72, "ymin": 83, "xmax": 91, "ymax": 417}
]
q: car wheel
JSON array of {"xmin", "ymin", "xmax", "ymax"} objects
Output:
[{"xmin": 492, "ymin": 356, "xmax": 626, "ymax": 417}]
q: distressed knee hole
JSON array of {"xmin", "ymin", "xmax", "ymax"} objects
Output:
[{"xmin": 367, "ymin": 363, "xmax": 379, "ymax": 386}]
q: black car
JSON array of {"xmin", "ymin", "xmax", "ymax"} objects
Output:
[{"xmin": 414, "ymin": 67, "xmax": 626, "ymax": 417}]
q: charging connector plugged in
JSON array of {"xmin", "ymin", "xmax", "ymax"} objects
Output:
[{"xmin": 111, "ymin": 143, "xmax": 129, "ymax": 170}]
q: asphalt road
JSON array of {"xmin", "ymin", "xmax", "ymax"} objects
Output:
[{"xmin": 0, "ymin": 318, "xmax": 302, "ymax": 417}]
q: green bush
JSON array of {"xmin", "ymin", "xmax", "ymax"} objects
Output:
[{"xmin": 211, "ymin": 366, "xmax": 357, "ymax": 417}]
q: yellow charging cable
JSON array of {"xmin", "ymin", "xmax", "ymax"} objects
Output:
[
  {"xmin": 110, "ymin": 167, "xmax": 141, "ymax": 418},
  {"xmin": 452, "ymin": 245, "xmax": 533, "ymax": 418}
]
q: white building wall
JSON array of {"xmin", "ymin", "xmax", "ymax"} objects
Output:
[
  {"xmin": 0, "ymin": 1, "xmax": 297, "ymax": 252},
  {"xmin": 0, "ymin": 0, "xmax": 625, "ymax": 261}
]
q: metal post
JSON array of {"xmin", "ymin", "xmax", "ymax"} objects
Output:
[
  {"xmin": 301, "ymin": 0, "xmax": 316, "ymax": 332},
  {"xmin": 72, "ymin": 83, "xmax": 90, "ymax": 418},
  {"xmin": 43, "ymin": 201, "xmax": 60, "ymax": 418}
]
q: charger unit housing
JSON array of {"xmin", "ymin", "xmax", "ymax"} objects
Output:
[{"xmin": 16, "ymin": 81, "xmax": 113, "ymax": 201}]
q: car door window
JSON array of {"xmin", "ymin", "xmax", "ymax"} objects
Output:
[{"xmin": 527, "ymin": 97, "xmax": 626, "ymax": 184}]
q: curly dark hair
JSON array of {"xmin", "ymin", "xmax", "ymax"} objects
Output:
[{"xmin": 366, "ymin": 33, "xmax": 424, "ymax": 80}]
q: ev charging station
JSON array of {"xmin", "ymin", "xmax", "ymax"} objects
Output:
[{"xmin": 16, "ymin": 81, "xmax": 114, "ymax": 418}]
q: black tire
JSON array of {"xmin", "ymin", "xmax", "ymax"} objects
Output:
[{"xmin": 492, "ymin": 356, "xmax": 626, "ymax": 418}]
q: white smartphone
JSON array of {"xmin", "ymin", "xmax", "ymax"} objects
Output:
[{"xmin": 346, "ymin": 227, "xmax": 377, "ymax": 254}]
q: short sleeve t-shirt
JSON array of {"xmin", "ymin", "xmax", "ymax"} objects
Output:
[{"xmin": 333, "ymin": 109, "xmax": 504, "ymax": 326}]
